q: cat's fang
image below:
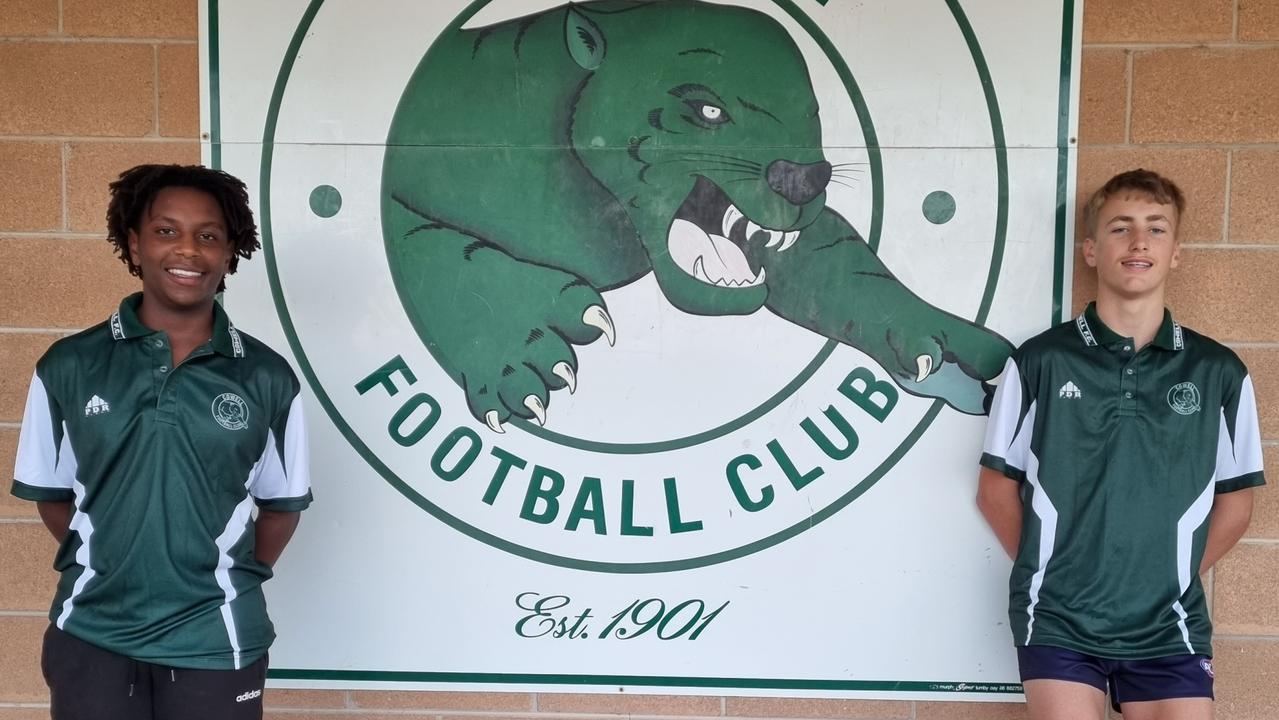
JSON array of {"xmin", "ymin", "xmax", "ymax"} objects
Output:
[
  {"xmin": 721, "ymin": 204, "xmax": 744, "ymax": 239},
  {"xmin": 693, "ymin": 256, "xmax": 710, "ymax": 283}
]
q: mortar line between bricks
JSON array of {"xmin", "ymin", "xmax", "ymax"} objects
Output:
[
  {"xmin": 0, "ymin": 135, "xmax": 200, "ymax": 144},
  {"xmin": 1, "ymin": 231, "xmax": 105, "ymax": 239},
  {"xmin": 444, "ymin": 713, "xmax": 728, "ymax": 720},
  {"xmin": 0, "ymin": 609, "xmax": 47, "ymax": 617},
  {"xmin": 1082, "ymin": 40, "xmax": 1279, "ymax": 50},
  {"xmin": 0, "ymin": 327, "xmax": 80, "ymax": 335},
  {"xmin": 1174, "ymin": 243, "xmax": 1279, "ymax": 250},
  {"xmin": 0, "ymin": 36, "xmax": 197, "ymax": 45},
  {"xmin": 1232, "ymin": 0, "xmax": 1240, "ymax": 42},
  {"xmin": 1123, "ymin": 50, "xmax": 1133, "ymax": 144},
  {"xmin": 60, "ymin": 142, "xmax": 69, "ymax": 231},
  {"xmin": 56, "ymin": 0, "xmax": 63, "ymax": 34},
  {"xmin": 1222, "ymin": 150, "xmax": 1233, "ymax": 243},
  {"xmin": 0, "ymin": 422, "xmax": 21, "ymax": 429},
  {"xmin": 267, "ymin": 713, "xmax": 736, "ymax": 719},
  {"xmin": 1077, "ymin": 142, "xmax": 1279, "ymax": 150},
  {"xmin": 152, "ymin": 43, "xmax": 161, "ymax": 138},
  {"xmin": 0, "ymin": 518, "xmax": 42, "ymax": 524}
]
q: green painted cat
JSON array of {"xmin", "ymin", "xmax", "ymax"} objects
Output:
[{"xmin": 382, "ymin": 0, "xmax": 1012, "ymax": 431}]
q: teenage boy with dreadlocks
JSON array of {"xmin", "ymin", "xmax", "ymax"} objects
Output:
[
  {"xmin": 978, "ymin": 169, "xmax": 1264, "ymax": 719},
  {"xmin": 12, "ymin": 164, "xmax": 311, "ymax": 720}
]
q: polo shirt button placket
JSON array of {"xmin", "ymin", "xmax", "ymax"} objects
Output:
[
  {"xmin": 1118, "ymin": 342, "xmax": 1138, "ymax": 416},
  {"xmin": 151, "ymin": 336, "xmax": 176, "ymax": 422}
]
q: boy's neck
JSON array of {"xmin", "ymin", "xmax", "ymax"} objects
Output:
[
  {"xmin": 1093, "ymin": 289, "xmax": 1166, "ymax": 349},
  {"xmin": 136, "ymin": 296, "xmax": 216, "ymax": 363}
]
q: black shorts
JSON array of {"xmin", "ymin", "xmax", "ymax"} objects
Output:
[
  {"xmin": 42, "ymin": 625, "xmax": 268, "ymax": 720},
  {"xmin": 1018, "ymin": 644, "xmax": 1214, "ymax": 712}
]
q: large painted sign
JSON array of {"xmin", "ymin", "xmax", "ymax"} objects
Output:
[{"xmin": 203, "ymin": 0, "xmax": 1080, "ymax": 700}]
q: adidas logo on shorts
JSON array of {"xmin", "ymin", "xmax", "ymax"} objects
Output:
[{"xmin": 235, "ymin": 688, "xmax": 263, "ymax": 703}]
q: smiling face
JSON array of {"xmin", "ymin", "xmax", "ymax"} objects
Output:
[
  {"xmin": 128, "ymin": 186, "xmax": 234, "ymax": 318},
  {"xmin": 1083, "ymin": 193, "xmax": 1180, "ymax": 303}
]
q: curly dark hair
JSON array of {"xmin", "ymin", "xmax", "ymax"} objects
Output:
[{"xmin": 105, "ymin": 164, "xmax": 260, "ymax": 293}]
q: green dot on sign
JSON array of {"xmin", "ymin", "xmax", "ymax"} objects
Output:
[
  {"xmin": 922, "ymin": 191, "xmax": 956, "ymax": 224},
  {"xmin": 309, "ymin": 185, "xmax": 342, "ymax": 218}
]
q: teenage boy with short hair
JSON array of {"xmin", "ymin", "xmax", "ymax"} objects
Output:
[
  {"xmin": 11, "ymin": 164, "xmax": 311, "ymax": 720},
  {"xmin": 977, "ymin": 169, "xmax": 1264, "ymax": 719}
]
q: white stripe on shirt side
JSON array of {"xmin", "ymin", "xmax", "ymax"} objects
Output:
[
  {"xmin": 1173, "ymin": 479, "xmax": 1216, "ymax": 653},
  {"xmin": 982, "ymin": 358, "xmax": 1027, "ymax": 468},
  {"xmin": 14, "ymin": 373, "xmax": 63, "ymax": 490},
  {"xmin": 250, "ymin": 394, "xmax": 311, "ymax": 501},
  {"xmin": 281, "ymin": 394, "xmax": 310, "ymax": 498},
  {"xmin": 1216, "ymin": 376, "xmax": 1265, "ymax": 483},
  {"xmin": 1021, "ymin": 442, "xmax": 1056, "ymax": 643},
  {"xmin": 54, "ymin": 429, "xmax": 93, "ymax": 629},
  {"xmin": 213, "ymin": 480, "xmax": 257, "ymax": 670}
]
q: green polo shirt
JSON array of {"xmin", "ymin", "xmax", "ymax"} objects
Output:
[
  {"xmin": 981, "ymin": 302, "xmax": 1264, "ymax": 659},
  {"xmin": 11, "ymin": 293, "xmax": 311, "ymax": 670}
]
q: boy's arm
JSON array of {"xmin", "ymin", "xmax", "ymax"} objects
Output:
[
  {"xmin": 977, "ymin": 467, "xmax": 1022, "ymax": 559},
  {"xmin": 14, "ymin": 368, "xmax": 76, "ymax": 532},
  {"xmin": 1199, "ymin": 488, "xmax": 1254, "ymax": 574},
  {"xmin": 36, "ymin": 501, "xmax": 73, "ymax": 542},
  {"xmin": 249, "ymin": 390, "xmax": 311, "ymax": 568},
  {"xmin": 255, "ymin": 510, "xmax": 301, "ymax": 568},
  {"xmin": 976, "ymin": 355, "xmax": 1028, "ymax": 560}
]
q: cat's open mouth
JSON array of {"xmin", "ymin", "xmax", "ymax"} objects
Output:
[{"xmin": 667, "ymin": 177, "xmax": 799, "ymax": 289}]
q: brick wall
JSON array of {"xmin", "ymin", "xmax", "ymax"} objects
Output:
[{"xmin": 1, "ymin": 1, "xmax": 1276, "ymax": 718}]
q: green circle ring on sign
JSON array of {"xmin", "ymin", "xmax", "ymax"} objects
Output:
[{"xmin": 259, "ymin": 0, "xmax": 1009, "ymax": 573}]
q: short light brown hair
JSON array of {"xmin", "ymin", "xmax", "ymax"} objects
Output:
[{"xmin": 1082, "ymin": 168, "xmax": 1185, "ymax": 239}]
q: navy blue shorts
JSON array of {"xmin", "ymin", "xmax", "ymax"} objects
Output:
[{"xmin": 1017, "ymin": 645, "xmax": 1214, "ymax": 712}]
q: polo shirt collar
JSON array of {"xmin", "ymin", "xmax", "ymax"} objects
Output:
[
  {"xmin": 1074, "ymin": 301, "xmax": 1183, "ymax": 351},
  {"xmin": 109, "ymin": 293, "xmax": 246, "ymax": 358}
]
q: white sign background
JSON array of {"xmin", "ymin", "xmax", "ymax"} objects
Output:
[{"xmin": 202, "ymin": 0, "xmax": 1081, "ymax": 700}]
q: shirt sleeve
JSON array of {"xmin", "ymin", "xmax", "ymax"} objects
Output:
[
  {"xmin": 979, "ymin": 355, "xmax": 1036, "ymax": 482},
  {"xmin": 248, "ymin": 392, "xmax": 313, "ymax": 511},
  {"xmin": 12, "ymin": 370, "xmax": 76, "ymax": 503},
  {"xmin": 1214, "ymin": 373, "xmax": 1266, "ymax": 493}
]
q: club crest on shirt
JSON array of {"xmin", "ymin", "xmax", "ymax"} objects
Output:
[
  {"xmin": 1167, "ymin": 382, "xmax": 1201, "ymax": 416},
  {"xmin": 212, "ymin": 393, "xmax": 250, "ymax": 431}
]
